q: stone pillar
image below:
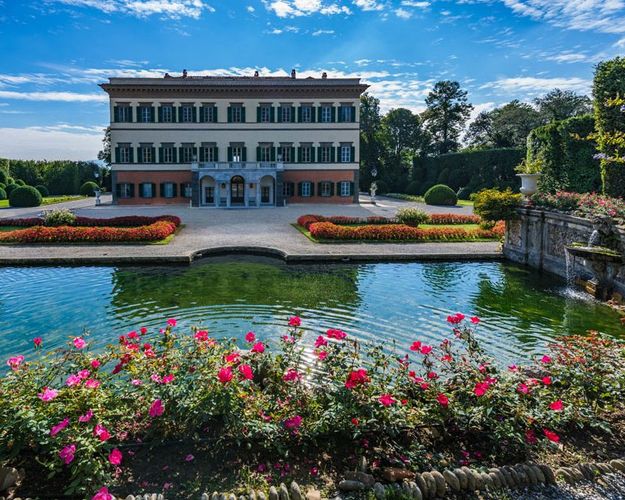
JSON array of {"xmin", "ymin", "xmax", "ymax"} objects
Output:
[
  {"xmin": 191, "ymin": 171, "xmax": 200, "ymax": 207},
  {"xmin": 275, "ymin": 171, "xmax": 285, "ymax": 207},
  {"xmin": 226, "ymin": 182, "xmax": 231, "ymax": 208},
  {"xmin": 215, "ymin": 182, "xmax": 220, "ymax": 208},
  {"xmin": 256, "ymin": 182, "xmax": 261, "ymax": 207}
]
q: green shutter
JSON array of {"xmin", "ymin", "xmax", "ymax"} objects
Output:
[
  {"xmin": 114, "ymin": 147, "xmax": 120, "ymax": 163},
  {"xmin": 172, "ymin": 147, "xmax": 177, "ymax": 163},
  {"xmin": 270, "ymin": 106, "xmax": 275, "ymax": 123},
  {"xmin": 351, "ymin": 146, "xmax": 355, "ymax": 163},
  {"xmin": 330, "ymin": 182, "xmax": 335, "ymax": 196},
  {"xmin": 192, "ymin": 107, "xmax": 197, "ymax": 123},
  {"xmin": 151, "ymin": 147, "xmax": 156, "ymax": 163},
  {"xmin": 351, "ymin": 106, "xmax": 356, "ymax": 122},
  {"xmin": 317, "ymin": 182, "xmax": 323, "ymax": 196},
  {"xmin": 297, "ymin": 107, "xmax": 302, "ymax": 123},
  {"xmin": 331, "ymin": 106, "xmax": 336, "ymax": 123},
  {"xmin": 227, "ymin": 107, "xmax": 232, "ymax": 123},
  {"xmin": 113, "ymin": 107, "xmax": 119, "ymax": 123},
  {"xmin": 241, "ymin": 107, "xmax": 246, "ymax": 123},
  {"xmin": 256, "ymin": 107, "xmax": 261, "ymax": 122},
  {"xmin": 157, "ymin": 106, "xmax": 163, "ymax": 122},
  {"xmin": 129, "ymin": 148, "xmax": 134, "ymax": 163},
  {"xmin": 213, "ymin": 146, "xmax": 219, "ymax": 161},
  {"xmin": 150, "ymin": 107, "xmax": 155, "ymax": 122},
  {"xmin": 242, "ymin": 148, "xmax": 247, "ymax": 162},
  {"xmin": 310, "ymin": 182, "xmax": 315, "ymax": 197},
  {"xmin": 193, "ymin": 147, "xmax": 198, "ymax": 162},
  {"xmin": 277, "ymin": 106, "xmax": 282, "ymax": 123},
  {"xmin": 338, "ymin": 106, "xmax": 343, "ymax": 123},
  {"xmin": 297, "ymin": 147, "xmax": 301, "ymax": 163},
  {"xmin": 137, "ymin": 147, "xmax": 143, "ymax": 164},
  {"xmin": 160, "ymin": 183, "xmax": 165, "ymax": 197},
  {"xmin": 213, "ymin": 107, "xmax": 218, "ymax": 123},
  {"xmin": 227, "ymin": 147, "xmax": 233, "ymax": 161},
  {"xmin": 172, "ymin": 183, "xmax": 178, "ymax": 197},
  {"xmin": 199, "ymin": 146, "xmax": 204, "ymax": 162},
  {"xmin": 290, "ymin": 147, "xmax": 295, "ymax": 162},
  {"xmin": 256, "ymin": 146, "xmax": 261, "ymax": 161},
  {"xmin": 290, "ymin": 107, "xmax": 296, "ymax": 123},
  {"xmin": 199, "ymin": 107, "xmax": 204, "ymax": 123},
  {"xmin": 349, "ymin": 182, "xmax": 355, "ymax": 196},
  {"xmin": 178, "ymin": 147, "xmax": 184, "ymax": 163},
  {"xmin": 297, "ymin": 182, "xmax": 302, "ymax": 196}
]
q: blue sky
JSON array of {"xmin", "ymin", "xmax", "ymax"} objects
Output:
[{"xmin": 0, "ymin": 0, "xmax": 624, "ymax": 160}]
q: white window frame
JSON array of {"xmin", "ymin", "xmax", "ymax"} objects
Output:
[
  {"xmin": 301, "ymin": 181, "xmax": 312, "ymax": 197},
  {"xmin": 141, "ymin": 146, "xmax": 152, "ymax": 163},
  {"xmin": 141, "ymin": 183, "xmax": 154, "ymax": 198},
  {"xmin": 260, "ymin": 106, "xmax": 271, "ymax": 123},
  {"xmin": 280, "ymin": 146, "xmax": 292, "ymax": 163},
  {"xmin": 118, "ymin": 106, "xmax": 132, "ymax": 122},
  {"xmin": 140, "ymin": 106, "xmax": 151, "ymax": 123},
  {"xmin": 281, "ymin": 106, "xmax": 292, "ymax": 123},
  {"xmin": 162, "ymin": 182, "xmax": 175, "ymax": 199},
  {"xmin": 320, "ymin": 181, "xmax": 332, "ymax": 197},
  {"xmin": 183, "ymin": 183, "xmax": 193, "ymax": 198},
  {"xmin": 301, "ymin": 146, "xmax": 311, "ymax": 163},
  {"xmin": 119, "ymin": 183, "xmax": 133, "ymax": 198},
  {"xmin": 341, "ymin": 145, "xmax": 351, "ymax": 163},
  {"xmin": 181, "ymin": 106, "xmax": 194, "ymax": 123},
  {"xmin": 182, "ymin": 146, "xmax": 194, "ymax": 163},
  {"xmin": 161, "ymin": 106, "xmax": 173, "ymax": 123},
  {"xmin": 340, "ymin": 181, "xmax": 351, "ymax": 197},
  {"xmin": 321, "ymin": 106, "xmax": 332, "ymax": 123},
  {"xmin": 259, "ymin": 145, "xmax": 271, "ymax": 162},
  {"xmin": 231, "ymin": 105, "xmax": 242, "ymax": 123},
  {"xmin": 340, "ymin": 106, "xmax": 352, "ymax": 122},
  {"xmin": 202, "ymin": 105, "xmax": 215, "ymax": 123},
  {"xmin": 320, "ymin": 146, "xmax": 331, "ymax": 163},
  {"xmin": 202, "ymin": 146, "xmax": 217, "ymax": 162},
  {"xmin": 232, "ymin": 146, "xmax": 243, "ymax": 162},
  {"xmin": 162, "ymin": 147, "xmax": 174, "ymax": 163},
  {"xmin": 119, "ymin": 146, "xmax": 130, "ymax": 163},
  {"xmin": 301, "ymin": 106, "xmax": 312, "ymax": 123}
]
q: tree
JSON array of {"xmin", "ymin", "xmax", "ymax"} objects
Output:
[
  {"xmin": 423, "ymin": 81, "xmax": 473, "ymax": 154},
  {"xmin": 98, "ymin": 126, "xmax": 111, "ymax": 167},
  {"xmin": 359, "ymin": 93, "xmax": 383, "ymax": 189},
  {"xmin": 534, "ymin": 89, "xmax": 591, "ymax": 123},
  {"xmin": 465, "ymin": 100, "xmax": 542, "ymax": 149}
]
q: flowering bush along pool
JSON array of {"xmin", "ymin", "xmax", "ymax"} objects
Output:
[
  {"xmin": 2, "ymin": 315, "xmax": 625, "ymax": 497},
  {"xmin": 0, "ymin": 215, "xmax": 181, "ymax": 244}
]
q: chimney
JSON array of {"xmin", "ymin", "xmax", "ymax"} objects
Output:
[
  {"xmin": 322, "ymin": 72, "xmax": 327, "ymax": 79},
  {"xmin": 291, "ymin": 69, "xmax": 296, "ymax": 79},
  {"xmin": 254, "ymin": 70, "xmax": 259, "ymax": 77},
  {"xmin": 182, "ymin": 69, "xmax": 188, "ymax": 78}
]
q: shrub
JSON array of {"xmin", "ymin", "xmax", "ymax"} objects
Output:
[
  {"xmin": 6, "ymin": 177, "xmax": 14, "ymax": 185},
  {"xmin": 0, "ymin": 182, "xmax": 5, "ymax": 190},
  {"xmin": 473, "ymin": 188, "xmax": 522, "ymax": 222},
  {"xmin": 531, "ymin": 191, "xmax": 581, "ymax": 213},
  {"xmin": 405, "ymin": 180, "xmax": 420, "ymax": 195},
  {"xmin": 8, "ymin": 185, "xmax": 42, "ymax": 208},
  {"xmin": 395, "ymin": 207, "xmax": 430, "ymax": 227},
  {"xmin": 80, "ymin": 181, "xmax": 99, "ymax": 197},
  {"xmin": 0, "ymin": 187, "xmax": 6, "ymax": 200},
  {"xmin": 374, "ymin": 179, "xmax": 389, "ymax": 194},
  {"xmin": 424, "ymin": 184, "xmax": 458, "ymax": 206},
  {"xmin": 14, "ymin": 179, "xmax": 25, "ymax": 186},
  {"xmin": 42, "ymin": 208, "xmax": 77, "ymax": 227},
  {"xmin": 0, "ymin": 169, "xmax": 7, "ymax": 185},
  {"xmin": 0, "ymin": 215, "xmax": 181, "ymax": 229},
  {"xmin": 457, "ymin": 186, "xmax": 472, "ymax": 200},
  {"xmin": 35, "ymin": 184, "xmax": 49, "ymax": 197},
  {"xmin": 428, "ymin": 213, "xmax": 481, "ymax": 224},
  {"xmin": 532, "ymin": 191, "xmax": 625, "ymax": 224},
  {"xmin": 5, "ymin": 183, "xmax": 19, "ymax": 196}
]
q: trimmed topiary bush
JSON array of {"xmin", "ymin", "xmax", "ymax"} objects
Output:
[
  {"xmin": 0, "ymin": 170, "xmax": 7, "ymax": 185},
  {"xmin": 405, "ymin": 180, "xmax": 421, "ymax": 195},
  {"xmin": 14, "ymin": 179, "xmax": 26, "ymax": 186},
  {"xmin": 0, "ymin": 187, "xmax": 6, "ymax": 200},
  {"xmin": 5, "ymin": 183, "xmax": 19, "ymax": 196},
  {"xmin": 473, "ymin": 188, "xmax": 522, "ymax": 222},
  {"xmin": 424, "ymin": 184, "xmax": 458, "ymax": 206},
  {"xmin": 8, "ymin": 185, "xmax": 42, "ymax": 208},
  {"xmin": 35, "ymin": 185, "xmax": 49, "ymax": 197},
  {"xmin": 396, "ymin": 207, "xmax": 430, "ymax": 227},
  {"xmin": 80, "ymin": 181, "xmax": 99, "ymax": 197}
]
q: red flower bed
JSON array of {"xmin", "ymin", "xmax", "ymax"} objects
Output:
[
  {"xmin": 428, "ymin": 213, "xmax": 480, "ymax": 224},
  {"xmin": 0, "ymin": 220, "xmax": 177, "ymax": 244},
  {"xmin": 308, "ymin": 221, "xmax": 504, "ymax": 242},
  {"xmin": 296, "ymin": 213, "xmax": 481, "ymax": 230},
  {"xmin": 0, "ymin": 215, "xmax": 181, "ymax": 228}
]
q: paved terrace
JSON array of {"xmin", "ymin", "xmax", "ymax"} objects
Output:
[{"xmin": 0, "ymin": 195, "xmax": 501, "ymax": 265}]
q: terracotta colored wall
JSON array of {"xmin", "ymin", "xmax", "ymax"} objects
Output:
[
  {"xmin": 283, "ymin": 170, "xmax": 357, "ymax": 204},
  {"xmin": 116, "ymin": 170, "xmax": 192, "ymax": 205}
]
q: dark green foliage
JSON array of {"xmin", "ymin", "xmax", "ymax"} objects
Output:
[
  {"xmin": 0, "ymin": 183, "xmax": 5, "ymax": 190},
  {"xmin": 8, "ymin": 185, "xmax": 42, "ymax": 208},
  {"xmin": 424, "ymin": 184, "xmax": 457, "ymax": 206},
  {"xmin": 527, "ymin": 114, "xmax": 601, "ymax": 194},
  {"xmin": 0, "ymin": 187, "xmax": 6, "ymax": 200},
  {"xmin": 14, "ymin": 179, "xmax": 25, "ymax": 186},
  {"xmin": 405, "ymin": 180, "xmax": 420, "ymax": 195},
  {"xmin": 5, "ymin": 183, "xmax": 19, "ymax": 196},
  {"xmin": 35, "ymin": 185, "xmax": 49, "ymax": 197},
  {"xmin": 474, "ymin": 188, "xmax": 523, "ymax": 222},
  {"xmin": 0, "ymin": 168, "xmax": 8, "ymax": 185},
  {"xmin": 593, "ymin": 57, "xmax": 625, "ymax": 197},
  {"xmin": 80, "ymin": 181, "xmax": 100, "ymax": 197},
  {"xmin": 416, "ymin": 148, "xmax": 523, "ymax": 196},
  {"xmin": 374, "ymin": 179, "xmax": 389, "ymax": 194},
  {"xmin": 457, "ymin": 186, "xmax": 472, "ymax": 200}
]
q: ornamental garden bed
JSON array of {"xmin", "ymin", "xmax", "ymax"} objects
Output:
[
  {"xmin": 0, "ymin": 195, "xmax": 86, "ymax": 209},
  {"xmin": 1, "ymin": 315, "xmax": 625, "ymax": 498},
  {"xmin": 0, "ymin": 215, "xmax": 182, "ymax": 245},
  {"xmin": 295, "ymin": 214, "xmax": 504, "ymax": 243}
]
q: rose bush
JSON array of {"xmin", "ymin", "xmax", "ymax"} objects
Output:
[
  {"xmin": 2, "ymin": 315, "xmax": 623, "ymax": 497},
  {"xmin": 531, "ymin": 191, "xmax": 625, "ymax": 223}
]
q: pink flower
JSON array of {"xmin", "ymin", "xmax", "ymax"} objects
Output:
[
  {"xmin": 90, "ymin": 359, "xmax": 101, "ymax": 369},
  {"xmin": 93, "ymin": 423, "xmax": 111, "ymax": 442},
  {"xmin": 151, "ymin": 373, "xmax": 161, "ymax": 383},
  {"xmin": 33, "ymin": 337, "xmax": 42, "ymax": 348},
  {"xmin": 131, "ymin": 379, "xmax": 143, "ymax": 386},
  {"xmin": 549, "ymin": 400, "xmax": 564, "ymax": 411},
  {"xmin": 409, "ymin": 341, "xmax": 422, "ymax": 351},
  {"xmin": 525, "ymin": 429, "xmax": 538, "ymax": 445},
  {"xmin": 543, "ymin": 429, "xmax": 560, "ymax": 443},
  {"xmin": 473, "ymin": 382, "xmax": 490, "ymax": 397},
  {"xmin": 79, "ymin": 410, "xmax": 94, "ymax": 423},
  {"xmin": 420, "ymin": 345, "xmax": 433, "ymax": 355},
  {"xmin": 140, "ymin": 326, "xmax": 148, "ymax": 335},
  {"xmin": 185, "ymin": 454, "xmax": 195, "ymax": 462},
  {"xmin": 542, "ymin": 376, "xmax": 552, "ymax": 385},
  {"xmin": 108, "ymin": 448, "xmax": 122, "ymax": 465},
  {"xmin": 66, "ymin": 374, "xmax": 82, "ymax": 387},
  {"xmin": 470, "ymin": 316, "xmax": 480, "ymax": 324},
  {"xmin": 541, "ymin": 355, "xmax": 552, "ymax": 364},
  {"xmin": 326, "ymin": 328, "xmax": 347, "ymax": 340},
  {"xmin": 59, "ymin": 444, "xmax": 76, "ymax": 465},
  {"xmin": 161, "ymin": 374, "xmax": 175, "ymax": 384},
  {"xmin": 149, "ymin": 399, "xmax": 164, "ymax": 418},
  {"xmin": 245, "ymin": 331, "xmax": 256, "ymax": 343},
  {"xmin": 310, "ymin": 466, "xmax": 319, "ymax": 477},
  {"xmin": 92, "ymin": 487, "xmax": 114, "ymax": 500},
  {"xmin": 316, "ymin": 350, "xmax": 328, "ymax": 361},
  {"xmin": 508, "ymin": 364, "xmax": 518, "ymax": 372},
  {"xmin": 288, "ymin": 316, "xmax": 301, "ymax": 327},
  {"xmin": 447, "ymin": 313, "xmax": 465, "ymax": 324},
  {"xmin": 283, "ymin": 369, "xmax": 301, "ymax": 382},
  {"xmin": 225, "ymin": 352, "xmax": 240, "ymax": 364},
  {"xmin": 38, "ymin": 387, "xmax": 58, "ymax": 402},
  {"xmin": 218, "ymin": 366, "xmax": 233, "ymax": 384},
  {"xmin": 85, "ymin": 379, "xmax": 101, "ymax": 389},
  {"xmin": 6, "ymin": 355, "xmax": 24, "ymax": 371},
  {"xmin": 238, "ymin": 364, "xmax": 254, "ymax": 380},
  {"xmin": 166, "ymin": 318, "xmax": 177, "ymax": 327},
  {"xmin": 436, "ymin": 393, "xmax": 449, "ymax": 407},
  {"xmin": 251, "ymin": 342, "xmax": 266, "ymax": 354},
  {"xmin": 345, "ymin": 369, "xmax": 369, "ymax": 389},
  {"xmin": 314, "ymin": 336, "xmax": 328, "ymax": 348},
  {"xmin": 378, "ymin": 394, "xmax": 396, "ymax": 406},
  {"xmin": 50, "ymin": 418, "xmax": 70, "ymax": 437},
  {"xmin": 194, "ymin": 330, "xmax": 209, "ymax": 342},
  {"xmin": 77, "ymin": 369, "xmax": 90, "ymax": 379},
  {"xmin": 73, "ymin": 337, "xmax": 87, "ymax": 349},
  {"xmin": 517, "ymin": 383, "xmax": 530, "ymax": 394},
  {"xmin": 281, "ymin": 335, "xmax": 295, "ymax": 343},
  {"xmin": 284, "ymin": 415, "xmax": 302, "ymax": 429}
]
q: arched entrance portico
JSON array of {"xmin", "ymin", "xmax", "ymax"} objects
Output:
[{"xmin": 230, "ymin": 175, "xmax": 245, "ymax": 205}]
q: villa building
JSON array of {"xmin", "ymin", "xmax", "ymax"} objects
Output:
[{"xmin": 99, "ymin": 70, "xmax": 368, "ymax": 207}]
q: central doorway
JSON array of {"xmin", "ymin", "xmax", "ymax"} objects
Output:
[{"xmin": 231, "ymin": 175, "xmax": 245, "ymax": 205}]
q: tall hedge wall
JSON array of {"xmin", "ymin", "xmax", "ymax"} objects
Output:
[
  {"xmin": 527, "ymin": 114, "xmax": 601, "ymax": 194},
  {"xmin": 413, "ymin": 148, "xmax": 523, "ymax": 195},
  {"xmin": 593, "ymin": 57, "xmax": 625, "ymax": 198}
]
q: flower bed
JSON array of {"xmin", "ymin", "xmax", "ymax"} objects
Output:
[
  {"xmin": 531, "ymin": 191, "xmax": 625, "ymax": 223},
  {"xmin": 296, "ymin": 213, "xmax": 480, "ymax": 231},
  {"xmin": 2, "ymin": 315, "xmax": 624, "ymax": 497},
  {"xmin": 0, "ymin": 214, "xmax": 181, "ymax": 228}
]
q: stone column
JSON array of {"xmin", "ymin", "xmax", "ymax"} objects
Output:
[
  {"xmin": 191, "ymin": 171, "xmax": 200, "ymax": 207},
  {"xmin": 226, "ymin": 182, "xmax": 231, "ymax": 208},
  {"xmin": 215, "ymin": 182, "xmax": 220, "ymax": 208},
  {"xmin": 256, "ymin": 182, "xmax": 261, "ymax": 207}
]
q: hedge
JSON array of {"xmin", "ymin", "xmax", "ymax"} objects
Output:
[
  {"xmin": 412, "ymin": 148, "xmax": 523, "ymax": 196},
  {"xmin": 296, "ymin": 213, "xmax": 480, "ymax": 230},
  {"xmin": 424, "ymin": 184, "xmax": 457, "ymax": 206},
  {"xmin": 526, "ymin": 114, "xmax": 601, "ymax": 194},
  {"xmin": 593, "ymin": 57, "xmax": 625, "ymax": 198},
  {"xmin": 8, "ymin": 185, "xmax": 42, "ymax": 208},
  {"xmin": 0, "ymin": 215, "xmax": 181, "ymax": 228}
]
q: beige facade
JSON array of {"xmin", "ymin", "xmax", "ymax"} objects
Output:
[{"xmin": 100, "ymin": 72, "xmax": 368, "ymax": 206}]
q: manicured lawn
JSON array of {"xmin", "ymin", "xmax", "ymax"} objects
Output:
[{"xmin": 0, "ymin": 195, "xmax": 86, "ymax": 209}]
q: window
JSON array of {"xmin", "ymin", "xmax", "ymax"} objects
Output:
[
  {"xmin": 162, "ymin": 146, "xmax": 174, "ymax": 163},
  {"xmin": 118, "ymin": 145, "xmax": 131, "ymax": 163},
  {"xmin": 181, "ymin": 145, "xmax": 195, "ymax": 163},
  {"xmin": 161, "ymin": 182, "xmax": 176, "ymax": 198},
  {"xmin": 261, "ymin": 186, "xmax": 270, "ymax": 203},
  {"xmin": 283, "ymin": 182, "xmax": 294, "ymax": 197},
  {"xmin": 339, "ymin": 105, "xmax": 353, "ymax": 122},
  {"xmin": 201, "ymin": 146, "xmax": 217, "ymax": 162},
  {"xmin": 181, "ymin": 183, "xmax": 192, "ymax": 198},
  {"xmin": 140, "ymin": 146, "xmax": 153, "ymax": 163},
  {"xmin": 339, "ymin": 181, "xmax": 351, "ymax": 197},
  {"xmin": 321, "ymin": 105, "xmax": 332, "ymax": 123},
  {"xmin": 230, "ymin": 105, "xmax": 243, "ymax": 123},
  {"xmin": 117, "ymin": 183, "xmax": 133, "ymax": 199},
  {"xmin": 300, "ymin": 146, "xmax": 312, "ymax": 163},
  {"xmin": 301, "ymin": 181, "xmax": 312, "ymax": 197},
  {"xmin": 259, "ymin": 145, "xmax": 272, "ymax": 162},
  {"xmin": 280, "ymin": 105, "xmax": 292, "ymax": 123},
  {"xmin": 279, "ymin": 145, "xmax": 292, "ymax": 163},
  {"xmin": 140, "ymin": 183, "xmax": 154, "ymax": 198},
  {"xmin": 320, "ymin": 181, "xmax": 332, "ymax": 197},
  {"xmin": 301, "ymin": 106, "xmax": 313, "ymax": 123},
  {"xmin": 181, "ymin": 105, "xmax": 194, "ymax": 123},
  {"xmin": 139, "ymin": 106, "xmax": 152, "ymax": 123},
  {"xmin": 231, "ymin": 146, "xmax": 243, "ymax": 162},
  {"xmin": 320, "ymin": 146, "xmax": 332, "ymax": 163},
  {"xmin": 116, "ymin": 106, "xmax": 132, "ymax": 123},
  {"xmin": 259, "ymin": 105, "xmax": 272, "ymax": 123},
  {"xmin": 201, "ymin": 105, "xmax": 216, "ymax": 123},
  {"xmin": 341, "ymin": 145, "xmax": 352, "ymax": 163},
  {"xmin": 161, "ymin": 105, "xmax": 173, "ymax": 123}
]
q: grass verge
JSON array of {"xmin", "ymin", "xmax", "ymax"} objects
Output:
[{"xmin": 0, "ymin": 195, "xmax": 87, "ymax": 209}]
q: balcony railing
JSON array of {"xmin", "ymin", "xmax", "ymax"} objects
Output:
[{"xmin": 192, "ymin": 161, "xmax": 283, "ymax": 170}]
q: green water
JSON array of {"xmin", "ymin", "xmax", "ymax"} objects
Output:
[{"xmin": 1, "ymin": 257, "xmax": 622, "ymax": 364}]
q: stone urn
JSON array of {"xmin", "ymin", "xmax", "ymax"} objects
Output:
[{"xmin": 517, "ymin": 173, "xmax": 541, "ymax": 197}]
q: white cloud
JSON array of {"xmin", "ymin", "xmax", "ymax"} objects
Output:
[
  {"xmin": 469, "ymin": 101, "xmax": 496, "ymax": 121},
  {"xmin": 0, "ymin": 90, "xmax": 108, "ymax": 102},
  {"xmin": 401, "ymin": 0, "xmax": 430, "ymax": 7},
  {"xmin": 51, "ymin": 0, "xmax": 214, "ymax": 19},
  {"xmin": 480, "ymin": 76, "xmax": 591, "ymax": 95},
  {"xmin": 352, "ymin": 0, "xmax": 384, "ymax": 11},
  {"xmin": 247, "ymin": 5, "xmax": 255, "ymax": 12},
  {"xmin": 312, "ymin": 29, "xmax": 335, "ymax": 35},
  {"xmin": 395, "ymin": 7, "xmax": 412, "ymax": 18},
  {"xmin": 262, "ymin": 0, "xmax": 351, "ymax": 17},
  {"xmin": 0, "ymin": 126, "xmax": 103, "ymax": 161}
]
